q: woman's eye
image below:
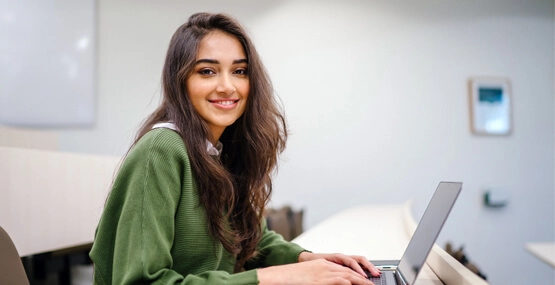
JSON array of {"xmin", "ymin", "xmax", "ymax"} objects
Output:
[
  {"xmin": 199, "ymin": 69, "xmax": 215, "ymax": 75},
  {"xmin": 234, "ymin": 68, "xmax": 248, "ymax": 75}
]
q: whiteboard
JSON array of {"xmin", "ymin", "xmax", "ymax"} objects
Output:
[{"xmin": 0, "ymin": 0, "xmax": 96, "ymax": 127}]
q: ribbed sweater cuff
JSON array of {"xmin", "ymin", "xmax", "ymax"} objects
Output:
[{"xmin": 229, "ymin": 270, "xmax": 259, "ymax": 284}]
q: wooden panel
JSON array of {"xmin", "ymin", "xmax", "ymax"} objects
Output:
[{"xmin": 0, "ymin": 146, "xmax": 120, "ymax": 256}]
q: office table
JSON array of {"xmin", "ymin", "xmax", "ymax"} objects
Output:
[{"xmin": 292, "ymin": 204, "xmax": 489, "ymax": 285}]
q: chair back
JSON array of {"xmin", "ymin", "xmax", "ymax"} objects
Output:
[
  {"xmin": 265, "ymin": 206, "xmax": 304, "ymax": 241},
  {"xmin": 0, "ymin": 226, "xmax": 30, "ymax": 285}
]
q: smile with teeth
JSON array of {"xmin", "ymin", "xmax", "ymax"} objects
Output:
[{"xmin": 209, "ymin": 99, "xmax": 238, "ymax": 106}]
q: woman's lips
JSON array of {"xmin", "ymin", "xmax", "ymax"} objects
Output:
[{"xmin": 209, "ymin": 99, "xmax": 239, "ymax": 109}]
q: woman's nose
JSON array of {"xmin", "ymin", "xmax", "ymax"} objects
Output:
[{"xmin": 216, "ymin": 74, "xmax": 236, "ymax": 95}]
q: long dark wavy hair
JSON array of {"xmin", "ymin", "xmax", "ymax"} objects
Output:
[{"xmin": 133, "ymin": 12, "xmax": 287, "ymax": 271}]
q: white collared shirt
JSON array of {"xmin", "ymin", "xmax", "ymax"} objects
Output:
[{"xmin": 152, "ymin": 122, "xmax": 222, "ymax": 156}]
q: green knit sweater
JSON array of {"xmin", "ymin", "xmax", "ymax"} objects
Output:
[{"xmin": 89, "ymin": 128, "xmax": 306, "ymax": 284}]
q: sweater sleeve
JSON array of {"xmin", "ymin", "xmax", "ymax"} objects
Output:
[
  {"xmin": 90, "ymin": 129, "xmax": 259, "ymax": 285},
  {"xmin": 244, "ymin": 219, "xmax": 308, "ymax": 270}
]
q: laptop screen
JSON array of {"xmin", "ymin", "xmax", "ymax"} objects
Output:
[{"xmin": 397, "ymin": 182, "xmax": 462, "ymax": 284}]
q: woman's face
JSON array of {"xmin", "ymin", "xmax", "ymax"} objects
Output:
[{"xmin": 187, "ymin": 30, "xmax": 249, "ymax": 142}]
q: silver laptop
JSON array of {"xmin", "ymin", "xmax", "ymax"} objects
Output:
[{"xmin": 367, "ymin": 181, "xmax": 462, "ymax": 285}]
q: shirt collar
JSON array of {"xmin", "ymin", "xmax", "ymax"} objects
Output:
[{"xmin": 207, "ymin": 140, "xmax": 223, "ymax": 156}]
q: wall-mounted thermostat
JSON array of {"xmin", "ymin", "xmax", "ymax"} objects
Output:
[{"xmin": 469, "ymin": 77, "xmax": 512, "ymax": 136}]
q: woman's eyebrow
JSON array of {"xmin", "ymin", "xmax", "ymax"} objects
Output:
[
  {"xmin": 196, "ymin": 59, "xmax": 218, "ymax": 64},
  {"xmin": 195, "ymin": 58, "xmax": 248, "ymax": 65},
  {"xmin": 233, "ymin": 59, "xmax": 248, "ymax": 64}
]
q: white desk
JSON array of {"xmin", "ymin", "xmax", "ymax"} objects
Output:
[
  {"xmin": 292, "ymin": 204, "xmax": 489, "ymax": 285},
  {"xmin": 0, "ymin": 146, "xmax": 120, "ymax": 256},
  {"xmin": 525, "ymin": 242, "xmax": 555, "ymax": 268}
]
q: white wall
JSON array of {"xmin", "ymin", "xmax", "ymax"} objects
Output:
[{"xmin": 54, "ymin": 0, "xmax": 554, "ymax": 284}]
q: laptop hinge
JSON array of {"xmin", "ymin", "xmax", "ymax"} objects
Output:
[{"xmin": 396, "ymin": 270, "xmax": 410, "ymax": 285}]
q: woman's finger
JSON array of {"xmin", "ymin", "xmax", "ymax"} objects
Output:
[
  {"xmin": 344, "ymin": 255, "xmax": 380, "ymax": 277},
  {"xmin": 328, "ymin": 262, "xmax": 374, "ymax": 285},
  {"xmin": 355, "ymin": 257, "xmax": 381, "ymax": 277},
  {"xmin": 323, "ymin": 254, "xmax": 368, "ymax": 278}
]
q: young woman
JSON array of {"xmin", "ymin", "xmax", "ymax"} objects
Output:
[{"xmin": 89, "ymin": 12, "xmax": 380, "ymax": 285}]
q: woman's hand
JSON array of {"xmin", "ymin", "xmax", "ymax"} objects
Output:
[
  {"xmin": 298, "ymin": 252, "xmax": 381, "ymax": 278},
  {"xmin": 257, "ymin": 258, "xmax": 375, "ymax": 285}
]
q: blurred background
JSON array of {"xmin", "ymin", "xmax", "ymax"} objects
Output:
[{"xmin": 1, "ymin": 0, "xmax": 554, "ymax": 284}]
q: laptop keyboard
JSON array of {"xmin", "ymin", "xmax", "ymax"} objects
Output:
[
  {"xmin": 365, "ymin": 270, "xmax": 386, "ymax": 285},
  {"xmin": 368, "ymin": 275, "xmax": 386, "ymax": 285}
]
